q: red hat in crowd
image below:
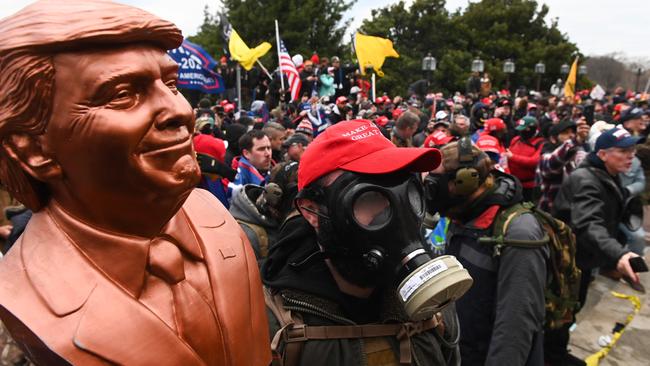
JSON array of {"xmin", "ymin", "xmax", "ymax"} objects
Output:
[
  {"xmin": 193, "ymin": 134, "xmax": 226, "ymax": 162},
  {"xmin": 527, "ymin": 103, "xmax": 538, "ymax": 111},
  {"xmin": 297, "ymin": 120, "xmax": 441, "ymax": 190},
  {"xmin": 374, "ymin": 115, "xmax": 389, "ymax": 127},
  {"xmin": 484, "ymin": 118, "xmax": 506, "ymax": 132},
  {"xmin": 336, "ymin": 96, "xmax": 348, "ymax": 104},
  {"xmin": 481, "ymin": 97, "xmax": 492, "ymax": 106},
  {"xmin": 392, "ymin": 108, "xmax": 404, "ymax": 120},
  {"xmin": 219, "ymin": 100, "xmax": 229, "ymax": 107},
  {"xmin": 224, "ymin": 103, "xmax": 235, "ymax": 113},
  {"xmin": 311, "ymin": 53, "xmax": 319, "ymax": 65},
  {"xmin": 424, "ymin": 131, "xmax": 454, "ymax": 148}
]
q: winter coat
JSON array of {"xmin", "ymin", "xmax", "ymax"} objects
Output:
[
  {"xmin": 229, "ymin": 185, "xmax": 279, "ymax": 261},
  {"xmin": 508, "ymin": 135, "xmax": 545, "ymax": 189},
  {"xmin": 446, "ymin": 172, "xmax": 546, "ymax": 366},
  {"xmin": 319, "ymin": 74, "xmax": 335, "ymax": 97},
  {"xmin": 553, "ymin": 154, "xmax": 629, "ymax": 270}
]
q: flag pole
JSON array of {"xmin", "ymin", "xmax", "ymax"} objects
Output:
[
  {"xmin": 372, "ymin": 72, "xmax": 376, "ymax": 101},
  {"xmin": 255, "ymin": 59, "xmax": 273, "ymax": 80},
  {"xmin": 236, "ymin": 64, "xmax": 242, "ymax": 113},
  {"xmin": 274, "ymin": 20, "xmax": 285, "ymax": 92}
]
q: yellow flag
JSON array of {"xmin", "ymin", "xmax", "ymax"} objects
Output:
[
  {"xmin": 564, "ymin": 57, "xmax": 579, "ymax": 99},
  {"xmin": 355, "ymin": 33, "xmax": 399, "ymax": 77},
  {"xmin": 228, "ymin": 28, "xmax": 271, "ymax": 71}
]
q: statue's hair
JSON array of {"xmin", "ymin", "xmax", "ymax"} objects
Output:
[{"xmin": 0, "ymin": 0, "xmax": 184, "ymax": 210}]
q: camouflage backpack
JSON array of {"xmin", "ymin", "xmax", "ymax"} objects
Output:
[{"xmin": 478, "ymin": 202, "xmax": 582, "ymax": 330}]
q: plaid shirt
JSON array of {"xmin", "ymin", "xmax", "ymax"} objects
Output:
[{"xmin": 536, "ymin": 139, "xmax": 587, "ymax": 212}]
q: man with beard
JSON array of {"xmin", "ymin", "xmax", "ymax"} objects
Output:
[
  {"xmin": 425, "ymin": 137, "xmax": 547, "ymax": 365},
  {"xmin": 261, "ymin": 120, "xmax": 471, "ymax": 366}
]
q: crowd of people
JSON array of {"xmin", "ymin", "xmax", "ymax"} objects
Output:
[{"xmin": 188, "ymin": 67, "xmax": 650, "ymax": 365}]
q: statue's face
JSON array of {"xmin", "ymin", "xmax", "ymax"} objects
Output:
[{"xmin": 45, "ymin": 43, "xmax": 199, "ymax": 214}]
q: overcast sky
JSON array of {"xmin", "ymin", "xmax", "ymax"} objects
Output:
[{"xmin": 2, "ymin": 0, "xmax": 648, "ymax": 60}]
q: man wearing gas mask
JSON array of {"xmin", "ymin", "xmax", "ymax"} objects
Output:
[
  {"xmin": 424, "ymin": 137, "xmax": 547, "ymax": 366},
  {"xmin": 261, "ymin": 120, "xmax": 472, "ymax": 366}
]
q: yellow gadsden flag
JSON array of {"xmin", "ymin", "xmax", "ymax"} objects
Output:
[
  {"xmin": 564, "ymin": 57, "xmax": 579, "ymax": 99},
  {"xmin": 355, "ymin": 33, "xmax": 399, "ymax": 77},
  {"xmin": 229, "ymin": 29, "xmax": 271, "ymax": 71}
]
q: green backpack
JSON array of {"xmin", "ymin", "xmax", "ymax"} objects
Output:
[{"xmin": 478, "ymin": 202, "xmax": 582, "ymax": 330}]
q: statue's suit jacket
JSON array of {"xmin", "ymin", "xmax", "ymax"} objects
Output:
[{"xmin": 0, "ymin": 189, "xmax": 271, "ymax": 366}]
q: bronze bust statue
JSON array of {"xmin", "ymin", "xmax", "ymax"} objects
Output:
[{"xmin": 0, "ymin": 1, "xmax": 270, "ymax": 365}]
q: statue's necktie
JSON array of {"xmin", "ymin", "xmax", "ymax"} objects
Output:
[{"xmin": 148, "ymin": 237, "xmax": 221, "ymax": 365}]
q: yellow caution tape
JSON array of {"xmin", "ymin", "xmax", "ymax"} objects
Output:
[{"xmin": 585, "ymin": 291, "xmax": 641, "ymax": 366}]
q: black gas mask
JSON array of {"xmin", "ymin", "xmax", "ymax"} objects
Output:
[{"xmin": 298, "ymin": 171, "xmax": 472, "ymax": 320}]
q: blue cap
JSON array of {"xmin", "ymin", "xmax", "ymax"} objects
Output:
[
  {"xmin": 619, "ymin": 107, "xmax": 645, "ymax": 123},
  {"xmin": 594, "ymin": 127, "xmax": 641, "ymax": 151}
]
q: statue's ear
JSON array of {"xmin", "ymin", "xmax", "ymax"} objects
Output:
[{"xmin": 1, "ymin": 133, "xmax": 62, "ymax": 183}]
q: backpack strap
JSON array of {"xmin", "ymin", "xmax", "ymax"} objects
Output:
[
  {"xmin": 236, "ymin": 220, "xmax": 270, "ymax": 258},
  {"xmin": 264, "ymin": 287, "xmax": 304, "ymax": 366},
  {"xmin": 478, "ymin": 203, "xmax": 549, "ymax": 256},
  {"xmin": 264, "ymin": 287, "xmax": 442, "ymax": 365}
]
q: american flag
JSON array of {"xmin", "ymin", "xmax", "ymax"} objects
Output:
[{"xmin": 278, "ymin": 40, "xmax": 301, "ymax": 101}]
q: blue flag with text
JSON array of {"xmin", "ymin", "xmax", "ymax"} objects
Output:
[{"xmin": 168, "ymin": 40, "xmax": 224, "ymax": 94}]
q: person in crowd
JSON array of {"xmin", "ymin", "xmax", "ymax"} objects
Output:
[
  {"xmin": 232, "ymin": 130, "xmax": 272, "ymax": 190},
  {"xmin": 194, "ymin": 120, "xmax": 234, "ymax": 207},
  {"xmin": 296, "ymin": 119, "xmax": 314, "ymax": 141},
  {"xmin": 426, "ymin": 137, "xmax": 547, "ymax": 366},
  {"xmin": 299, "ymin": 60, "xmax": 319, "ymax": 98},
  {"xmin": 536, "ymin": 119, "xmax": 590, "ymax": 213},
  {"xmin": 476, "ymin": 118, "xmax": 508, "ymax": 169},
  {"xmin": 470, "ymin": 102, "xmax": 490, "ymax": 140},
  {"xmin": 262, "ymin": 120, "xmax": 463, "ymax": 365},
  {"xmin": 196, "ymin": 97, "xmax": 216, "ymax": 120},
  {"xmin": 319, "ymin": 67, "xmax": 336, "ymax": 98},
  {"xmin": 330, "ymin": 95, "xmax": 351, "ymax": 124},
  {"xmin": 392, "ymin": 110, "xmax": 419, "ymax": 147},
  {"xmin": 508, "ymin": 116, "xmax": 545, "ymax": 202},
  {"xmin": 620, "ymin": 106, "xmax": 646, "ymax": 136},
  {"xmin": 283, "ymin": 133, "xmax": 310, "ymax": 162},
  {"xmin": 450, "ymin": 114, "xmax": 471, "ymax": 138},
  {"xmin": 413, "ymin": 118, "xmax": 436, "ymax": 147},
  {"xmin": 263, "ymin": 122, "xmax": 287, "ymax": 163},
  {"xmin": 551, "ymin": 127, "xmax": 644, "ymax": 365},
  {"xmin": 330, "ymin": 56, "xmax": 353, "ymax": 98}
]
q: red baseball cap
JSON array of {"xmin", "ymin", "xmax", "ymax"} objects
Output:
[
  {"xmin": 392, "ymin": 108, "xmax": 404, "ymax": 120},
  {"xmin": 484, "ymin": 117, "xmax": 506, "ymax": 132},
  {"xmin": 298, "ymin": 120, "xmax": 441, "ymax": 190},
  {"xmin": 374, "ymin": 115, "xmax": 389, "ymax": 127},
  {"xmin": 424, "ymin": 131, "xmax": 454, "ymax": 148},
  {"xmin": 336, "ymin": 96, "xmax": 348, "ymax": 104},
  {"xmin": 193, "ymin": 134, "xmax": 226, "ymax": 162}
]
